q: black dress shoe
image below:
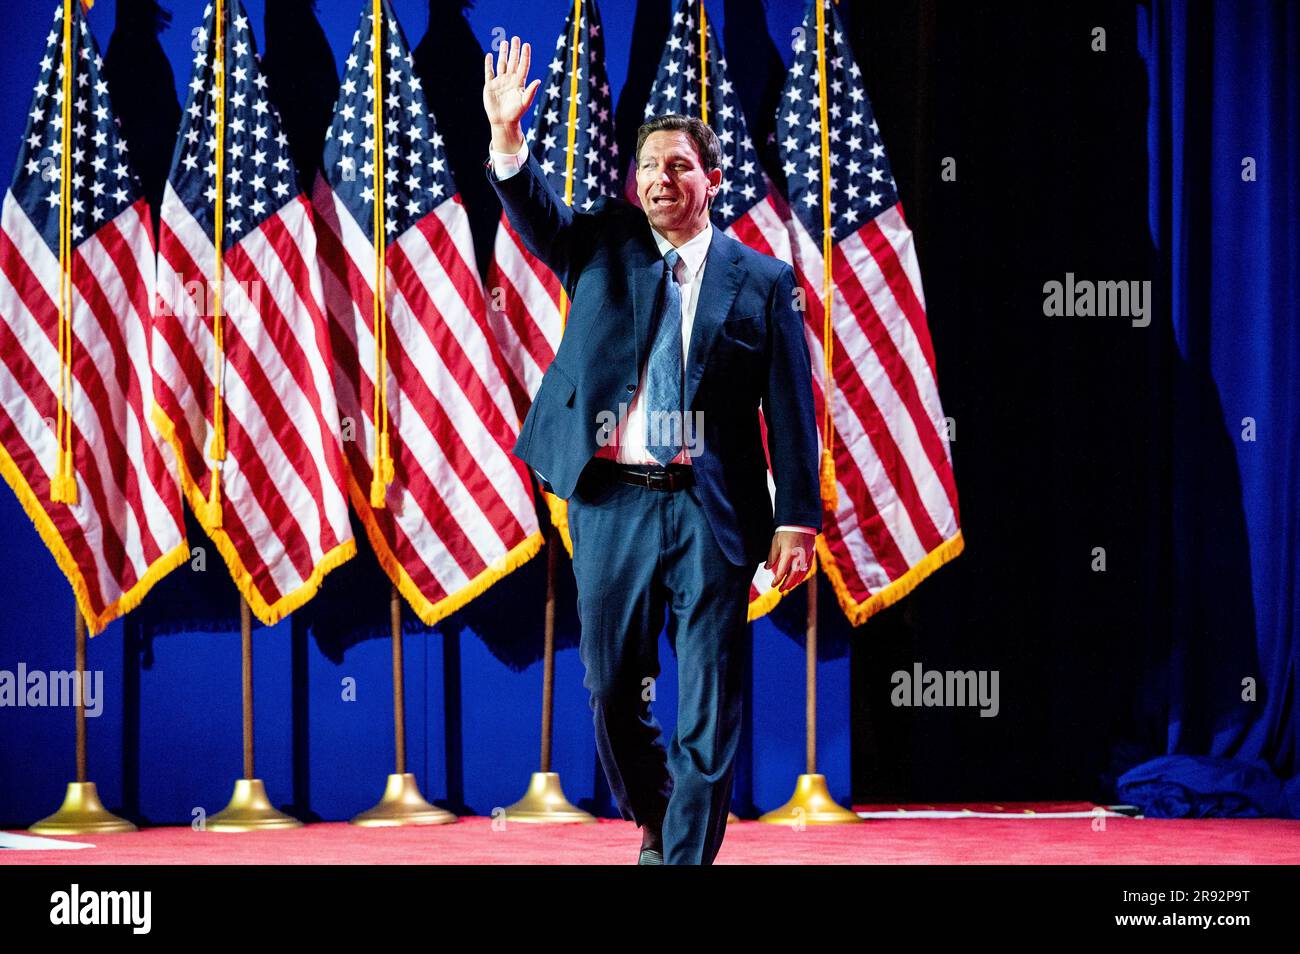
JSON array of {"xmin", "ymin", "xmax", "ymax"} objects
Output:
[{"xmin": 637, "ymin": 848, "xmax": 664, "ymax": 865}]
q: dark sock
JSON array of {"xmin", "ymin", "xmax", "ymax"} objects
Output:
[{"xmin": 640, "ymin": 820, "xmax": 663, "ymax": 852}]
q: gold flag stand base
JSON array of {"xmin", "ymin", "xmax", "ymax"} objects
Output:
[
  {"xmin": 206, "ymin": 778, "xmax": 302, "ymax": 832},
  {"xmin": 351, "ymin": 773, "xmax": 457, "ymax": 827},
  {"xmin": 29, "ymin": 782, "xmax": 136, "ymax": 835},
  {"xmin": 758, "ymin": 774, "xmax": 863, "ymax": 825},
  {"xmin": 503, "ymin": 772, "xmax": 596, "ymax": 823}
]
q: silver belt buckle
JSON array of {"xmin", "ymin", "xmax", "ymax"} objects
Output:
[{"xmin": 645, "ymin": 469, "xmax": 672, "ymax": 490}]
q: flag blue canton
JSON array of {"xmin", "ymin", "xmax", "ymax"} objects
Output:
[
  {"xmin": 321, "ymin": 0, "xmax": 455, "ymax": 246},
  {"xmin": 168, "ymin": 0, "xmax": 297, "ymax": 250},
  {"xmin": 11, "ymin": 2, "xmax": 142, "ymax": 255},
  {"xmin": 643, "ymin": 0, "xmax": 766, "ymax": 230},
  {"xmin": 777, "ymin": 0, "xmax": 898, "ymax": 244},
  {"xmin": 527, "ymin": 0, "xmax": 620, "ymax": 211}
]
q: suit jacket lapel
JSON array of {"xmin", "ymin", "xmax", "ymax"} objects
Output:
[
  {"xmin": 630, "ymin": 222, "xmax": 666, "ymax": 377},
  {"xmin": 685, "ymin": 226, "xmax": 743, "ymax": 412}
]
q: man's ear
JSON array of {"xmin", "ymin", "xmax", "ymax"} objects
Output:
[{"xmin": 707, "ymin": 167, "xmax": 723, "ymax": 198}]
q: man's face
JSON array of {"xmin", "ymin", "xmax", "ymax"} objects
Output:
[{"xmin": 635, "ymin": 129, "xmax": 722, "ymax": 236}]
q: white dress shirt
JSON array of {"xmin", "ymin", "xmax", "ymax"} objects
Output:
[{"xmin": 491, "ymin": 142, "xmax": 816, "ymax": 538}]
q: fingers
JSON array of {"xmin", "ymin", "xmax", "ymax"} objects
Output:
[
  {"xmin": 485, "ymin": 35, "xmax": 534, "ymax": 84},
  {"xmin": 784, "ymin": 553, "xmax": 807, "ymax": 591},
  {"xmin": 489, "ymin": 37, "xmax": 530, "ymax": 87},
  {"xmin": 770, "ymin": 547, "xmax": 792, "ymax": 592},
  {"xmin": 498, "ymin": 36, "xmax": 530, "ymax": 82},
  {"xmin": 763, "ymin": 537, "xmax": 780, "ymax": 571},
  {"xmin": 521, "ymin": 77, "xmax": 542, "ymax": 113},
  {"xmin": 504, "ymin": 35, "xmax": 520, "ymax": 79}
]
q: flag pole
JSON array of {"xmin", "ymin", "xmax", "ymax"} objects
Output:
[
  {"xmin": 29, "ymin": 0, "xmax": 134, "ymax": 837},
  {"xmin": 503, "ymin": 0, "xmax": 595, "ymax": 824},
  {"xmin": 30, "ymin": 603, "xmax": 137, "ymax": 833},
  {"xmin": 201, "ymin": 1, "xmax": 297, "ymax": 831},
  {"xmin": 206, "ymin": 596, "xmax": 302, "ymax": 830},
  {"xmin": 759, "ymin": 554, "xmax": 860, "ymax": 825},
  {"xmin": 504, "ymin": 519, "xmax": 592, "ymax": 821},
  {"xmin": 760, "ymin": 0, "xmax": 860, "ymax": 826},
  {"xmin": 352, "ymin": 583, "xmax": 457, "ymax": 825},
  {"xmin": 352, "ymin": 1, "xmax": 451, "ymax": 827}
]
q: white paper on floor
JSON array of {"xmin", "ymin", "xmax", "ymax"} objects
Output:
[{"xmin": 0, "ymin": 831, "xmax": 94, "ymax": 850}]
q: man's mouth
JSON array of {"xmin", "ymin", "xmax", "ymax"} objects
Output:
[{"xmin": 652, "ymin": 194, "xmax": 677, "ymax": 206}]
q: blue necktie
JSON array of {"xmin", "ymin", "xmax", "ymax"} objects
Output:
[{"xmin": 645, "ymin": 248, "xmax": 683, "ymax": 465}]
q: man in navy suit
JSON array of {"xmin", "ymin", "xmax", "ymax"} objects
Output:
[{"xmin": 483, "ymin": 37, "xmax": 822, "ymax": 864}]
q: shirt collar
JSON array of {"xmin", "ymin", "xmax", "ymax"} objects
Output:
[{"xmin": 650, "ymin": 221, "xmax": 712, "ymax": 278}]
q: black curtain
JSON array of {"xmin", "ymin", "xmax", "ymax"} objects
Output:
[{"xmin": 838, "ymin": 0, "xmax": 1161, "ymax": 805}]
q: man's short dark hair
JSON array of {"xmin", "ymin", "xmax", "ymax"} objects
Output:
[{"xmin": 635, "ymin": 114, "xmax": 722, "ymax": 172}]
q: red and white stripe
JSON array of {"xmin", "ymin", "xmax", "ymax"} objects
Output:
[
  {"xmin": 485, "ymin": 212, "xmax": 564, "ymax": 425},
  {"xmin": 784, "ymin": 200, "xmax": 961, "ymax": 622},
  {"xmin": 152, "ymin": 184, "xmax": 355, "ymax": 622},
  {"xmin": 0, "ymin": 193, "xmax": 187, "ymax": 633},
  {"xmin": 312, "ymin": 179, "xmax": 541, "ymax": 624}
]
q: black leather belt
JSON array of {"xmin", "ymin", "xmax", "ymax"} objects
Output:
[{"xmin": 591, "ymin": 458, "xmax": 695, "ymax": 491}]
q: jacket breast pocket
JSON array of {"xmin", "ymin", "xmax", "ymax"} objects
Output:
[
  {"xmin": 720, "ymin": 313, "xmax": 764, "ymax": 351},
  {"xmin": 722, "ymin": 314, "xmax": 759, "ymax": 350}
]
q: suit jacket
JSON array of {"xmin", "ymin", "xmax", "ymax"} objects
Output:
[{"xmin": 487, "ymin": 154, "xmax": 822, "ymax": 567}]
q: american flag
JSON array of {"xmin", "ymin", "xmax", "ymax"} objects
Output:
[
  {"xmin": 484, "ymin": 0, "xmax": 619, "ymax": 556},
  {"xmin": 152, "ymin": 0, "xmax": 356, "ymax": 624},
  {"xmin": 312, "ymin": 0, "xmax": 541, "ymax": 624},
  {"xmin": 642, "ymin": 0, "xmax": 799, "ymax": 620},
  {"xmin": 777, "ymin": 0, "xmax": 962, "ymax": 624},
  {"xmin": 0, "ymin": 0, "xmax": 188, "ymax": 634}
]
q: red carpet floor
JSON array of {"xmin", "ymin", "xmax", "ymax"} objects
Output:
[{"xmin": 5, "ymin": 811, "xmax": 1300, "ymax": 864}]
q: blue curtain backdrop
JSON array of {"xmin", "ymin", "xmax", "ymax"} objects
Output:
[
  {"xmin": 1119, "ymin": 0, "xmax": 1299, "ymax": 817},
  {"xmin": 0, "ymin": 0, "xmax": 847, "ymax": 828}
]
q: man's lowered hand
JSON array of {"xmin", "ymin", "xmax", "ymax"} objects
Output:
[{"xmin": 764, "ymin": 529, "xmax": 815, "ymax": 593}]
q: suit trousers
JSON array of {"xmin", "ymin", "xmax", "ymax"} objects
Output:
[{"xmin": 568, "ymin": 460, "xmax": 754, "ymax": 865}]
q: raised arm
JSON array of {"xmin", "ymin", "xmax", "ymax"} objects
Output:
[
  {"xmin": 483, "ymin": 35, "xmax": 540, "ymax": 157},
  {"xmin": 483, "ymin": 35, "xmax": 590, "ymax": 291}
]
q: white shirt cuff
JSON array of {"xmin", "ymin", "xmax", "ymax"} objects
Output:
[
  {"xmin": 489, "ymin": 141, "xmax": 529, "ymax": 180},
  {"xmin": 776, "ymin": 525, "xmax": 818, "ymax": 535}
]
